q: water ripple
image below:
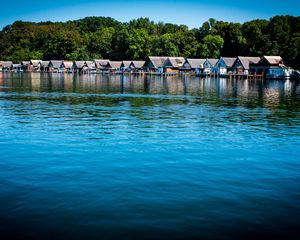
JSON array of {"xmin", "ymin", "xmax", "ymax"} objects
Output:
[{"xmin": 0, "ymin": 73, "xmax": 300, "ymax": 240}]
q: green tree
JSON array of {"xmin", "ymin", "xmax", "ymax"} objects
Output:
[
  {"xmin": 198, "ymin": 35, "xmax": 224, "ymax": 58},
  {"xmin": 128, "ymin": 18, "xmax": 156, "ymax": 34},
  {"xmin": 242, "ymin": 20, "xmax": 272, "ymax": 56},
  {"xmin": 152, "ymin": 33, "xmax": 179, "ymax": 56},
  {"xmin": 42, "ymin": 29, "xmax": 83, "ymax": 60},
  {"xmin": 87, "ymin": 27, "xmax": 115, "ymax": 59},
  {"xmin": 212, "ymin": 22, "xmax": 247, "ymax": 56},
  {"xmin": 110, "ymin": 26, "xmax": 129, "ymax": 60},
  {"xmin": 0, "ymin": 16, "xmax": 300, "ymax": 69},
  {"xmin": 127, "ymin": 29, "xmax": 152, "ymax": 59}
]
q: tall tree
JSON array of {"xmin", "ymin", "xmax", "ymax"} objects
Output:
[
  {"xmin": 198, "ymin": 35, "xmax": 224, "ymax": 58},
  {"xmin": 0, "ymin": 16, "xmax": 300, "ymax": 68}
]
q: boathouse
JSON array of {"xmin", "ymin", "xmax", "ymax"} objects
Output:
[
  {"xmin": 0, "ymin": 61, "xmax": 13, "ymax": 71},
  {"xmin": 250, "ymin": 56, "xmax": 290, "ymax": 78},
  {"xmin": 62, "ymin": 61, "xmax": 74, "ymax": 73},
  {"xmin": 143, "ymin": 56, "xmax": 168, "ymax": 73},
  {"xmin": 203, "ymin": 59, "xmax": 218, "ymax": 74},
  {"xmin": 105, "ymin": 61, "xmax": 122, "ymax": 72},
  {"xmin": 214, "ymin": 57, "xmax": 236, "ymax": 75},
  {"xmin": 49, "ymin": 60, "xmax": 64, "ymax": 72},
  {"xmin": 21, "ymin": 61, "xmax": 30, "ymax": 72},
  {"xmin": 85, "ymin": 61, "xmax": 97, "ymax": 73},
  {"xmin": 232, "ymin": 56, "xmax": 261, "ymax": 74},
  {"xmin": 121, "ymin": 61, "xmax": 132, "ymax": 72},
  {"xmin": 94, "ymin": 59, "xmax": 110, "ymax": 71},
  {"xmin": 40, "ymin": 61, "xmax": 50, "ymax": 72},
  {"xmin": 163, "ymin": 57, "xmax": 185, "ymax": 73},
  {"xmin": 182, "ymin": 59, "xmax": 206, "ymax": 74},
  {"xmin": 73, "ymin": 61, "xmax": 88, "ymax": 73},
  {"xmin": 30, "ymin": 60, "xmax": 42, "ymax": 72},
  {"xmin": 129, "ymin": 61, "xmax": 145, "ymax": 72},
  {"xmin": 12, "ymin": 64, "xmax": 22, "ymax": 72}
]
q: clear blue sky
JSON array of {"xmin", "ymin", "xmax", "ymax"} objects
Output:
[{"xmin": 1, "ymin": 0, "xmax": 299, "ymax": 29}]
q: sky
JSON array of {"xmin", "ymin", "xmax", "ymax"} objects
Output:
[{"xmin": 0, "ymin": 0, "xmax": 299, "ymax": 29}]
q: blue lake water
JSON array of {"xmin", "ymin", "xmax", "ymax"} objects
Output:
[{"xmin": 0, "ymin": 72, "xmax": 300, "ymax": 240}]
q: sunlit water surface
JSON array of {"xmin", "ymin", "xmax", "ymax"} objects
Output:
[{"xmin": 0, "ymin": 73, "xmax": 300, "ymax": 240}]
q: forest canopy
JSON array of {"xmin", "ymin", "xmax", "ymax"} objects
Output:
[{"xmin": 0, "ymin": 16, "xmax": 299, "ymax": 68}]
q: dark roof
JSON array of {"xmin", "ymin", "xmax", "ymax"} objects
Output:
[
  {"xmin": 184, "ymin": 59, "xmax": 206, "ymax": 68},
  {"xmin": 130, "ymin": 61, "xmax": 145, "ymax": 69},
  {"xmin": 145, "ymin": 56, "xmax": 168, "ymax": 68},
  {"xmin": 235, "ymin": 56, "xmax": 261, "ymax": 69},
  {"xmin": 221, "ymin": 57, "xmax": 236, "ymax": 67}
]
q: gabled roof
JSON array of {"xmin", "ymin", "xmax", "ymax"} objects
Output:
[
  {"xmin": 220, "ymin": 57, "xmax": 236, "ymax": 67},
  {"xmin": 85, "ymin": 61, "xmax": 96, "ymax": 69},
  {"xmin": 63, "ymin": 61, "xmax": 73, "ymax": 69},
  {"xmin": 262, "ymin": 56, "xmax": 284, "ymax": 65},
  {"xmin": 30, "ymin": 60, "xmax": 41, "ymax": 66},
  {"xmin": 1, "ymin": 61, "xmax": 13, "ymax": 68},
  {"xmin": 21, "ymin": 61, "xmax": 30, "ymax": 66},
  {"xmin": 184, "ymin": 59, "xmax": 206, "ymax": 68},
  {"xmin": 50, "ymin": 60, "xmax": 63, "ymax": 69},
  {"xmin": 205, "ymin": 59, "xmax": 218, "ymax": 67},
  {"xmin": 234, "ymin": 56, "xmax": 261, "ymax": 70},
  {"xmin": 85, "ymin": 61, "xmax": 94, "ymax": 66},
  {"xmin": 40, "ymin": 61, "xmax": 50, "ymax": 67},
  {"xmin": 94, "ymin": 59, "xmax": 110, "ymax": 68},
  {"xmin": 107, "ymin": 61, "xmax": 122, "ymax": 69},
  {"xmin": 121, "ymin": 61, "xmax": 132, "ymax": 68},
  {"xmin": 130, "ymin": 61, "xmax": 145, "ymax": 69},
  {"xmin": 74, "ymin": 61, "xmax": 87, "ymax": 68},
  {"xmin": 145, "ymin": 56, "xmax": 168, "ymax": 68},
  {"xmin": 163, "ymin": 57, "xmax": 185, "ymax": 68}
]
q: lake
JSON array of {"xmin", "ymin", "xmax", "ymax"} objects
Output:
[{"xmin": 0, "ymin": 72, "xmax": 300, "ymax": 240}]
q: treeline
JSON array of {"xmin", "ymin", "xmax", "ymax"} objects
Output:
[{"xmin": 0, "ymin": 16, "xmax": 300, "ymax": 68}]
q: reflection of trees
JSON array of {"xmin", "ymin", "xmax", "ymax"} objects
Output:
[{"xmin": 0, "ymin": 73, "xmax": 299, "ymax": 117}]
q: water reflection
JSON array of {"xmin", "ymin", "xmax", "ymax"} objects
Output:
[
  {"xmin": 0, "ymin": 72, "xmax": 299, "ymax": 110},
  {"xmin": 0, "ymin": 72, "xmax": 300, "ymax": 240}
]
